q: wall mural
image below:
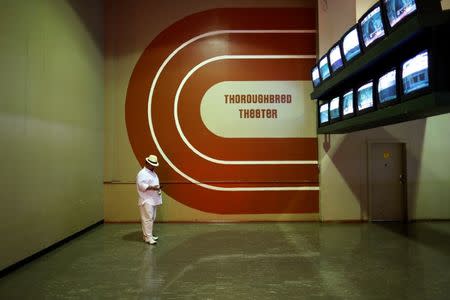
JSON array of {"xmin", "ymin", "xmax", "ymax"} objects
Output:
[{"xmin": 125, "ymin": 8, "xmax": 319, "ymax": 214}]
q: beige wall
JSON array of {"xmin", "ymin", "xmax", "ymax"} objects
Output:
[
  {"xmin": 317, "ymin": 0, "xmax": 355, "ymax": 57},
  {"xmin": 317, "ymin": 0, "xmax": 450, "ymax": 221},
  {"xmin": 0, "ymin": 0, "xmax": 104, "ymax": 270}
]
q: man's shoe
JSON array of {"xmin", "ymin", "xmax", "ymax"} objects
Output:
[
  {"xmin": 152, "ymin": 236, "xmax": 159, "ymax": 241},
  {"xmin": 145, "ymin": 238, "xmax": 157, "ymax": 245}
]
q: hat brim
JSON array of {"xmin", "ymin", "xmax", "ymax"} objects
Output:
[{"xmin": 145, "ymin": 158, "xmax": 159, "ymax": 166}]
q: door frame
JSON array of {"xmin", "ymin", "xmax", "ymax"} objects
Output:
[{"xmin": 367, "ymin": 140, "xmax": 408, "ymax": 222}]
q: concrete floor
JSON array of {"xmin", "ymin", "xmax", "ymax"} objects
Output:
[{"xmin": 0, "ymin": 222, "xmax": 449, "ymax": 299}]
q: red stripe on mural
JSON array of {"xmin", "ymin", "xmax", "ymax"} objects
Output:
[{"xmin": 178, "ymin": 58, "xmax": 317, "ymax": 161}]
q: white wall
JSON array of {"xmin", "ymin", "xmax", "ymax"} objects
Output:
[
  {"xmin": 317, "ymin": 0, "xmax": 355, "ymax": 56},
  {"xmin": 317, "ymin": 0, "xmax": 450, "ymax": 221},
  {"xmin": 0, "ymin": 0, "xmax": 104, "ymax": 270}
]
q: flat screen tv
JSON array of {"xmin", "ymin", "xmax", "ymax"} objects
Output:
[
  {"xmin": 341, "ymin": 26, "xmax": 362, "ymax": 62},
  {"xmin": 359, "ymin": 3, "xmax": 386, "ymax": 48},
  {"xmin": 383, "ymin": 0, "xmax": 417, "ymax": 28},
  {"xmin": 342, "ymin": 89, "xmax": 355, "ymax": 118},
  {"xmin": 329, "ymin": 96, "xmax": 341, "ymax": 121},
  {"xmin": 319, "ymin": 102, "xmax": 329, "ymax": 125},
  {"xmin": 357, "ymin": 81, "xmax": 375, "ymax": 113},
  {"xmin": 319, "ymin": 55, "xmax": 331, "ymax": 81},
  {"xmin": 312, "ymin": 65, "xmax": 321, "ymax": 88},
  {"xmin": 377, "ymin": 69, "xmax": 398, "ymax": 106},
  {"xmin": 402, "ymin": 49, "xmax": 429, "ymax": 95},
  {"xmin": 329, "ymin": 43, "xmax": 344, "ymax": 73}
]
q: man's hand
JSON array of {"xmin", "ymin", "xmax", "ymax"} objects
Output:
[{"xmin": 147, "ymin": 185, "xmax": 160, "ymax": 191}]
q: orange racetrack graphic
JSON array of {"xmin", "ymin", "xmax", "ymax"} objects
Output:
[{"xmin": 125, "ymin": 8, "xmax": 319, "ymax": 214}]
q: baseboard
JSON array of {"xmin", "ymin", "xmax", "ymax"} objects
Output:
[
  {"xmin": 106, "ymin": 219, "xmax": 450, "ymax": 224},
  {"xmin": 409, "ymin": 219, "xmax": 450, "ymax": 222},
  {"xmin": 106, "ymin": 220, "xmax": 319, "ymax": 224},
  {"xmin": 0, "ymin": 219, "xmax": 104, "ymax": 278},
  {"xmin": 321, "ymin": 219, "xmax": 450, "ymax": 223},
  {"xmin": 321, "ymin": 220, "xmax": 366, "ymax": 223}
]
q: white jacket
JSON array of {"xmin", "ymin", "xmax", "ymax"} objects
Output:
[{"xmin": 136, "ymin": 167, "xmax": 162, "ymax": 206}]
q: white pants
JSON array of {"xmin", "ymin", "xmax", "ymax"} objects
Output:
[{"xmin": 139, "ymin": 203, "xmax": 157, "ymax": 241}]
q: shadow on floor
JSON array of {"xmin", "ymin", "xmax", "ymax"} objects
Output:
[
  {"xmin": 374, "ymin": 221, "xmax": 450, "ymax": 256},
  {"xmin": 122, "ymin": 230, "xmax": 142, "ymax": 243}
]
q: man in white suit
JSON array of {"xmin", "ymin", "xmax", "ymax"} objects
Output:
[{"xmin": 136, "ymin": 154, "xmax": 162, "ymax": 245}]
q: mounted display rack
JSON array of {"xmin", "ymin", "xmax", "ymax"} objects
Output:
[{"xmin": 310, "ymin": 0, "xmax": 450, "ymax": 134}]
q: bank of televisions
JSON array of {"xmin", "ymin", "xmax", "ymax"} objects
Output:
[
  {"xmin": 312, "ymin": 0, "xmax": 420, "ymax": 88},
  {"xmin": 319, "ymin": 49, "xmax": 430, "ymax": 125}
]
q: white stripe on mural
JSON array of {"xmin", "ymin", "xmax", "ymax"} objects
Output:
[
  {"xmin": 147, "ymin": 30, "xmax": 319, "ymax": 191},
  {"xmin": 174, "ymin": 55, "xmax": 318, "ymax": 165}
]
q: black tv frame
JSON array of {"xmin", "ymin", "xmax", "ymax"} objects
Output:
[
  {"xmin": 356, "ymin": 80, "xmax": 376, "ymax": 115},
  {"xmin": 318, "ymin": 54, "xmax": 332, "ymax": 82},
  {"xmin": 341, "ymin": 88, "xmax": 356, "ymax": 119},
  {"xmin": 340, "ymin": 24, "xmax": 364, "ymax": 64},
  {"xmin": 358, "ymin": 1, "xmax": 387, "ymax": 51},
  {"xmin": 382, "ymin": 0, "xmax": 416, "ymax": 31},
  {"xmin": 381, "ymin": 0, "xmax": 442, "ymax": 33},
  {"xmin": 328, "ymin": 96, "xmax": 342, "ymax": 123},
  {"xmin": 400, "ymin": 48, "xmax": 432, "ymax": 102},
  {"xmin": 327, "ymin": 41, "xmax": 345, "ymax": 75},
  {"xmin": 375, "ymin": 66, "xmax": 400, "ymax": 109},
  {"xmin": 318, "ymin": 101, "xmax": 330, "ymax": 126},
  {"xmin": 311, "ymin": 64, "xmax": 321, "ymax": 88}
]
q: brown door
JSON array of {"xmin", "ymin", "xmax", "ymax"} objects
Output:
[{"xmin": 369, "ymin": 143, "xmax": 406, "ymax": 221}]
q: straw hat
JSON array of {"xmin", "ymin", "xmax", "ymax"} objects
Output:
[{"xmin": 145, "ymin": 154, "xmax": 159, "ymax": 167}]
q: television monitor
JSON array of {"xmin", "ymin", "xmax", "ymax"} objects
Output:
[
  {"xmin": 377, "ymin": 69, "xmax": 398, "ymax": 106},
  {"xmin": 357, "ymin": 81, "xmax": 375, "ymax": 113},
  {"xmin": 383, "ymin": 0, "xmax": 417, "ymax": 28},
  {"xmin": 329, "ymin": 96, "xmax": 341, "ymax": 121},
  {"xmin": 312, "ymin": 65, "xmax": 321, "ymax": 88},
  {"xmin": 402, "ymin": 49, "xmax": 429, "ymax": 95},
  {"xmin": 342, "ymin": 26, "xmax": 362, "ymax": 62},
  {"xmin": 342, "ymin": 89, "xmax": 355, "ymax": 118},
  {"xmin": 329, "ymin": 43, "xmax": 344, "ymax": 73},
  {"xmin": 319, "ymin": 55, "xmax": 331, "ymax": 81},
  {"xmin": 319, "ymin": 102, "xmax": 329, "ymax": 125},
  {"xmin": 359, "ymin": 3, "xmax": 386, "ymax": 48}
]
